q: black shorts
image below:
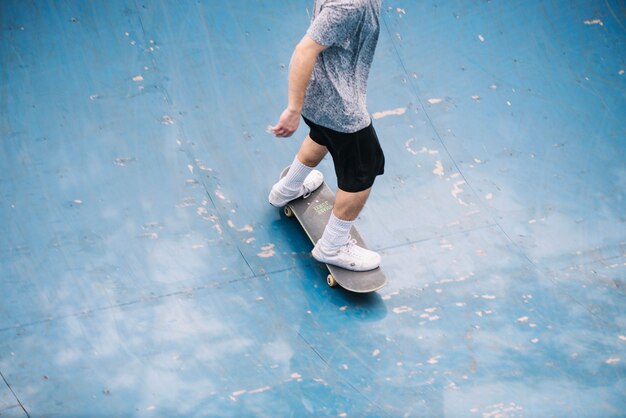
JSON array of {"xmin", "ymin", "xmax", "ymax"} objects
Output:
[{"xmin": 303, "ymin": 116, "xmax": 385, "ymax": 193}]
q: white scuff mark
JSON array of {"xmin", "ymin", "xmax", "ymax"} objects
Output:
[
  {"xmin": 73, "ymin": 199, "xmax": 83, "ymax": 205},
  {"xmin": 584, "ymin": 19, "xmax": 604, "ymax": 26},
  {"xmin": 433, "ymin": 160, "xmax": 445, "ymax": 177},
  {"xmin": 160, "ymin": 115, "xmax": 174, "ymax": 125},
  {"xmin": 89, "ymin": 94, "xmax": 100, "ymax": 100},
  {"xmin": 393, "ymin": 306, "xmax": 413, "ymax": 314},
  {"xmin": 231, "ymin": 390, "xmax": 247, "ymax": 399},
  {"xmin": 606, "ymin": 357, "xmax": 621, "ymax": 364},
  {"xmin": 489, "ymin": 83, "xmax": 498, "ymax": 90},
  {"xmin": 396, "ymin": 7, "xmax": 406, "ymax": 15},
  {"xmin": 114, "ymin": 157, "xmax": 135, "ymax": 166},
  {"xmin": 440, "ymin": 239, "xmax": 453, "ymax": 250},
  {"xmin": 506, "ymin": 100, "xmax": 512, "ymax": 106},
  {"xmin": 238, "ymin": 224, "xmax": 254, "ymax": 233},
  {"xmin": 372, "ymin": 107, "xmax": 406, "ymax": 119},
  {"xmin": 130, "ymin": 40, "xmax": 136, "ymax": 45},
  {"xmin": 124, "ymin": 32, "xmax": 129, "ymax": 37},
  {"xmin": 477, "ymin": 249, "xmax": 487, "ymax": 257},
  {"xmin": 530, "ymin": 338, "xmax": 539, "ymax": 344},
  {"xmin": 372, "ymin": 349, "xmax": 380, "ymax": 357},
  {"xmin": 215, "ymin": 190, "xmax": 226, "ymax": 200},
  {"xmin": 244, "ymin": 237, "xmax": 256, "ymax": 244},
  {"xmin": 455, "ymin": 302, "xmax": 466, "ymax": 307},
  {"xmin": 187, "ymin": 164, "xmax": 194, "ymax": 174},
  {"xmin": 339, "ymin": 306, "xmax": 348, "ymax": 311},
  {"xmin": 427, "ymin": 98, "xmax": 443, "ymax": 104},
  {"xmin": 132, "ymin": 75, "xmax": 144, "ymax": 81},
  {"xmin": 517, "ymin": 316, "xmax": 529, "ymax": 323},
  {"xmin": 214, "ymin": 224, "xmax": 223, "ymax": 235},
  {"xmin": 471, "ymin": 95, "xmax": 481, "ymax": 101},
  {"xmin": 426, "ymin": 356, "xmax": 440, "ymax": 364},
  {"xmin": 146, "ymin": 405, "xmax": 156, "ymax": 411},
  {"xmin": 478, "ymin": 34, "xmax": 485, "ymax": 42},
  {"xmin": 191, "ymin": 244, "xmax": 204, "ymax": 249},
  {"xmin": 619, "ymin": 69, "xmax": 624, "ymax": 75},
  {"xmin": 451, "ymin": 180, "xmax": 468, "ymax": 205},
  {"xmin": 290, "ymin": 372, "xmax": 302, "ymax": 379},
  {"xmin": 619, "ymin": 335, "xmax": 626, "ymax": 341},
  {"xmin": 528, "ymin": 219, "xmax": 537, "ymax": 224},
  {"xmin": 481, "ymin": 294, "xmax": 496, "ymax": 300},
  {"xmin": 485, "ymin": 193, "xmax": 493, "ymax": 200},
  {"xmin": 249, "ymin": 386, "xmax": 271, "ymax": 394},
  {"xmin": 257, "ymin": 243, "xmax": 275, "ymax": 258},
  {"xmin": 406, "ymin": 139, "xmax": 439, "ymax": 155},
  {"xmin": 424, "ymin": 307, "xmax": 438, "ymax": 313},
  {"xmin": 405, "ymin": 138, "xmax": 418, "ymax": 155}
]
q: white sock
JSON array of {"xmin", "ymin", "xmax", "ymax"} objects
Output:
[
  {"xmin": 319, "ymin": 212, "xmax": 353, "ymax": 252},
  {"xmin": 282, "ymin": 156, "xmax": 313, "ymax": 192}
]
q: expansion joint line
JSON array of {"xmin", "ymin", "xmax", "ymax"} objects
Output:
[{"xmin": 0, "ymin": 370, "xmax": 30, "ymax": 418}]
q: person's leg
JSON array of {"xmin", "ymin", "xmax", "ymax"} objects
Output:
[
  {"xmin": 311, "ymin": 123, "xmax": 384, "ymax": 271},
  {"xmin": 269, "ymin": 136, "xmax": 327, "ymax": 207},
  {"xmin": 297, "ymin": 135, "xmax": 328, "ymax": 167},
  {"xmin": 333, "ymin": 188, "xmax": 371, "ymax": 221}
]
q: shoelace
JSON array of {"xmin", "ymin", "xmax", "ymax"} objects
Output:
[
  {"xmin": 343, "ymin": 235, "xmax": 361, "ymax": 256},
  {"xmin": 302, "ymin": 185, "xmax": 312, "ymax": 199}
]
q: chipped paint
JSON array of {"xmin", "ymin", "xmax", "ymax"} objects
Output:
[
  {"xmin": 257, "ymin": 243, "xmax": 275, "ymax": 258},
  {"xmin": 372, "ymin": 107, "xmax": 406, "ymax": 119},
  {"xmin": 451, "ymin": 180, "xmax": 468, "ymax": 205},
  {"xmin": 584, "ymin": 19, "xmax": 604, "ymax": 26},
  {"xmin": 393, "ymin": 306, "xmax": 413, "ymax": 314},
  {"xmin": 433, "ymin": 160, "xmax": 445, "ymax": 177}
]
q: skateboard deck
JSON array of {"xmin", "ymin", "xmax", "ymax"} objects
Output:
[{"xmin": 280, "ymin": 167, "xmax": 387, "ymax": 293}]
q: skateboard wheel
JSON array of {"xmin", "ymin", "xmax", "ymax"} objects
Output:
[
  {"xmin": 283, "ymin": 206, "xmax": 294, "ymax": 218},
  {"xmin": 326, "ymin": 274, "xmax": 337, "ymax": 288}
]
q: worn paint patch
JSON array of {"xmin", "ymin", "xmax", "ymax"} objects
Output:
[
  {"xmin": 393, "ymin": 306, "xmax": 412, "ymax": 314},
  {"xmin": 584, "ymin": 19, "xmax": 604, "ymax": 26},
  {"xmin": 372, "ymin": 107, "xmax": 406, "ymax": 119},
  {"xmin": 427, "ymin": 98, "xmax": 443, "ymax": 104},
  {"xmin": 433, "ymin": 160, "xmax": 445, "ymax": 177},
  {"xmin": 257, "ymin": 244, "xmax": 275, "ymax": 258},
  {"xmin": 451, "ymin": 180, "xmax": 468, "ymax": 205}
]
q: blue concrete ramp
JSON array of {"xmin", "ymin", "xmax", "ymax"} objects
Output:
[{"xmin": 1, "ymin": 1, "xmax": 625, "ymax": 417}]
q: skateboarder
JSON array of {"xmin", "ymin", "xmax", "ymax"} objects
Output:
[{"xmin": 269, "ymin": 0, "xmax": 384, "ymax": 272}]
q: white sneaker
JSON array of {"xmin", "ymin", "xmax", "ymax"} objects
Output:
[
  {"xmin": 312, "ymin": 236, "xmax": 381, "ymax": 271},
  {"xmin": 269, "ymin": 170, "xmax": 324, "ymax": 207}
]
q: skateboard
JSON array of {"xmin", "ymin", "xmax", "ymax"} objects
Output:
[{"xmin": 279, "ymin": 167, "xmax": 387, "ymax": 293}]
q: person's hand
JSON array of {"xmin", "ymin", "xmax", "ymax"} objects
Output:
[{"xmin": 271, "ymin": 108, "xmax": 300, "ymax": 138}]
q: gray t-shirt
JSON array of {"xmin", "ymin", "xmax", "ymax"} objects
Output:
[{"xmin": 302, "ymin": 0, "xmax": 382, "ymax": 133}]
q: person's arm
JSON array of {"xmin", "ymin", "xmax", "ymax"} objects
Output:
[{"xmin": 272, "ymin": 35, "xmax": 327, "ymax": 138}]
